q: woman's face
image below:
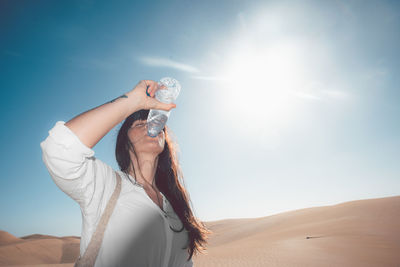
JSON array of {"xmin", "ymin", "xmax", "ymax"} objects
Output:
[{"xmin": 127, "ymin": 119, "xmax": 165, "ymax": 155}]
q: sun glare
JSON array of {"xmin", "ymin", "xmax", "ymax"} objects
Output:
[{"xmin": 215, "ymin": 39, "xmax": 308, "ymax": 146}]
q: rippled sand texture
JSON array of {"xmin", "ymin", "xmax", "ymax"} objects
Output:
[
  {"xmin": 193, "ymin": 195, "xmax": 400, "ymax": 267},
  {"xmin": 1, "ymin": 195, "xmax": 399, "ymax": 266}
]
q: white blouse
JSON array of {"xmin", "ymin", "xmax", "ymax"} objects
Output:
[{"xmin": 40, "ymin": 121, "xmax": 193, "ymax": 267}]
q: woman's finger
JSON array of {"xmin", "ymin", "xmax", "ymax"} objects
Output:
[
  {"xmin": 150, "ymin": 98, "xmax": 176, "ymax": 111},
  {"xmin": 141, "ymin": 80, "xmax": 150, "ymax": 96},
  {"xmin": 159, "ymin": 102, "xmax": 177, "ymax": 111},
  {"xmin": 142, "ymin": 80, "xmax": 152, "ymax": 96},
  {"xmin": 143, "ymin": 80, "xmax": 168, "ymax": 98}
]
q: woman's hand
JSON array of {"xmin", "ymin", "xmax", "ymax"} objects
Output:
[{"xmin": 129, "ymin": 80, "xmax": 177, "ymax": 111}]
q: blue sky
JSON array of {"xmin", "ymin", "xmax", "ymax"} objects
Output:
[{"xmin": 1, "ymin": 0, "xmax": 399, "ymax": 238}]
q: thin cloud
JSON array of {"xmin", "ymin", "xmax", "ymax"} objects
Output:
[
  {"xmin": 190, "ymin": 75, "xmax": 228, "ymax": 81},
  {"xmin": 138, "ymin": 56, "xmax": 200, "ymax": 73},
  {"xmin": 293, "ymin": 89, "xmax": 349, "ymax": 101},
  {"xmin": 293, "ymin": 91, "xmax": 322, "ymax": 101},
  {"xmin": 296, "ymin": 80, "xmax": 351, "ymax": 101},
  {"xmin": 321, "ymin": 89, "xmax": 350, "ymax": 99}
]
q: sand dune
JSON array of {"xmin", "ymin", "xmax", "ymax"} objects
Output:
[
  {"xmin": 0, "ymin": 232, "xmax": 79, "ymax": 266},
  {"xmin": 195, "ymin": 195, "xmax": 400, "ymax": 267},
  {"xmin": 0, "ymin": 231, "xmax": 22, "ymax": 246},
  {"xmin": 1, "ymin": 195, "xmax": 399, "ymax": 266}
]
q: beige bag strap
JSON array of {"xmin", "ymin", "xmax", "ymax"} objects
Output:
[{"xmin": 74, "ymin": 171, "xmax": 122, "ymax": 267}]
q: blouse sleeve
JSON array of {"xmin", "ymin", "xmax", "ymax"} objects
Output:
[{"xmin": 40, "ymin": 121, "xmax": 116, "ymax": 216}]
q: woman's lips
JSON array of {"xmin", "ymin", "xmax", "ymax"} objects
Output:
[{"xmin": 146, "ymin": 133, "xmax": 160, "ymax": 139}]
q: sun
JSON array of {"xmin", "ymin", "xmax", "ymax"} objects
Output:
[{"xmin": 214, "ymin": 39, "xmax": 307, "ymax": 146}]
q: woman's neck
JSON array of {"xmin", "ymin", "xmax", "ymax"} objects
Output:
[{"xmin": 129, "ymin": 154, "xmax": 159, "ymax": 188}]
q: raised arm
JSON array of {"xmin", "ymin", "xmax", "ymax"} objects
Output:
[{"xmin": 65, "ymin": 79, "xmax": 176, "ymax": 149}]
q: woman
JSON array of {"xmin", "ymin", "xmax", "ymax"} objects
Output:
[{"xmin": 40, "ymin": 80, "xmax": 212, "ymax": 266}]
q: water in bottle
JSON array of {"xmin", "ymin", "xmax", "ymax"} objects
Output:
[{"xmin": 147, "ymin": 77, "xmax": 181, "ymax": 137}]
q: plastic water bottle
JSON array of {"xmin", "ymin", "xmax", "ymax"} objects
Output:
[{"xmin": 147, "ymin": 77, "xmax": 181, "ymax": 137}]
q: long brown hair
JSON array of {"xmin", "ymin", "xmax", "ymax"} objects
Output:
[{"xmin": 115, "ymin": 109, "xmax": 212, "ymax": 261}]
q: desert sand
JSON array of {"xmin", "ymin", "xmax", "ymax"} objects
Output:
[{"xmin": 1, "ymin": 195, "xmax": 399, "ymax": 266}]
